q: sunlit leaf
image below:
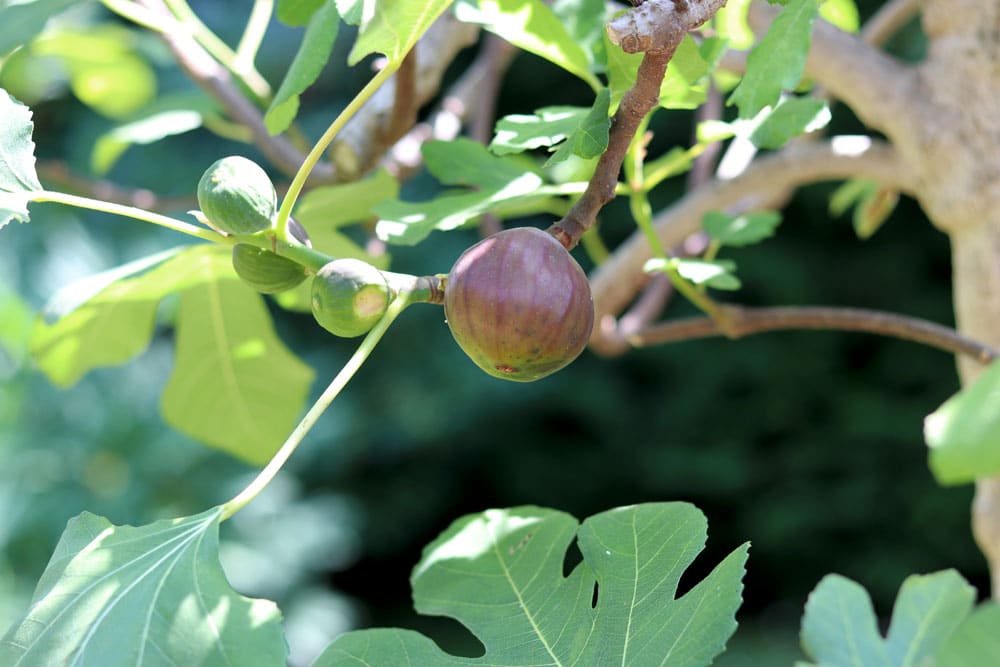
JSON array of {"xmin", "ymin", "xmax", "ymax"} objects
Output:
[
  {"xmin": 348, "ymin": 0, "xmax": 454, "ymax": 66},
  {"xmin": 160, "ymin": 247, "xmax": 314, "ymax": 465},
  {"xmin": 606, "ymin": 34, "xmax": 715, "ymax": 111},
  {"xmin": 544, "ymin": 88, "xmax": 610, "ymax": 166},
  {"xmin": 925, "ymin": 360, "xmax": 1000, "ymax": 485},
  {"xmin": 647, "ymin": 257, "xmax": 742, "ymax": 291},
  {"xmin": 490, "ymin": 106, "xmax": 590, "ymax": 155},
  {"xmin": 728, "ymin": 0, "xmax": 818, "ymax": 119},
  {"xmin": 0, "ymin": 88, "xmax": 42, "ymax": 229},
  {"xmin": 800, "ymin": 570, "xmax": 976, "ymax": 667},
  {"xmin": 374, "ymin": 139, "xmax": 545, "ymax": 245},
  {"xmin": 703, "ymin": 210, "xmax": 782, "ymax": 247},
  {"xmin": 0, "ymin": 508, "xmax": 287, "ymax": 666},
  {"xmin": 0, "ymin": 0, "xmax": 79, "ymax": 57},
  {"xmin": 265, "ymin": 0, "xmax": 340, "ymax": 135},
  {"xmin": 455, "ymin": 0, "xmax": 600, "ymax": 90},
  {"xmin": 749, "ymin": 96, "xmax": 830, "ymax": 149},
  {"xmin": 315, "ymin": 502, "xmax": 748, "ymax": 666},
  {"xmin": 820, "ymin": 0, "xmax": 859, "ymax": 33},
  {"xmin": 713, "ymin": 0, "xmax": 754, "ymax": 50},
  {"xmin": 277, "ymin": 0, "xmax": 326, "ymax": 25}
]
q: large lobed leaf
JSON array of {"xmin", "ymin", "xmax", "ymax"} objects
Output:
[
  {"xmin": 315, "ymin": 502, "xmax": 749, "ymax": 665},
  {"xmin": 348, "ymin": 0, "xmax": 454, "ymax": 65},
  {"xmin": 0, "ymin": 507, "xmax": 287, "ymax": 666},
  {"xmin": 0, "ymin": 88, "xmax": 42, "ymax": 229},
  {"xmin": 800, "ymin": 570, "xmax": 978, "ymax": 667},
  {"xmin": 31, "ymin": 245, "xmax": 314, "ymax": 465}
]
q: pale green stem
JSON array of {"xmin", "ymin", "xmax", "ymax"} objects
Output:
[
  {"xmin": 235, "ymin": 0, "xmax": 273, "ymax": 78},
  {"xmin": 624, "ymin": 120, "xmax": 668, "ymax": 260},
  {"xmin": 220, "ymin": 293, "xmax": 412, "ymax": 521},
  {"xmin": 101, "ymin": 0, "xmax": 178, "ymax": 33},
  {"xmin": 163, "ymin": 0, "xmax": 272, "ymax": 101},
  {"xmin": 275, "ymin": 64, "xmax": 398, "ymax": 235},
  {"xmin": 29, "ymin": 190, "xmax": 220, "ymax": 243}
]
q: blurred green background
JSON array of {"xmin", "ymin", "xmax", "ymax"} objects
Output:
[{"xmin": 0, "ymin": 2, "xmax": 984, "ymax": 665}]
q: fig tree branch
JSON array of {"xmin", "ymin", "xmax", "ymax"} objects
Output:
[
  {"xmin": 861, "ymin": 0, "xmax": 923, "ymax": 46},
  {"xmin": 588, "ymin": 138, "xmax": 915, "ymax": 354},
  {"xmin": 628, "ymin": 305, "xmax": 998, "ymax": 365},
  {"xmin": 550, "ymin": 0, "xmax": 727, "ymax": 250}
]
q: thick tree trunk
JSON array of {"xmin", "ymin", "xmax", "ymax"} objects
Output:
[{"xmin": 915, "ymin": 0, "xmax": 1000, "ymax": 598}]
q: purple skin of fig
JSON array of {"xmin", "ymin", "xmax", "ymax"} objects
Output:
[{"xmin": 444, "ymin": 226, "xmax": 595, "ymax": 382}]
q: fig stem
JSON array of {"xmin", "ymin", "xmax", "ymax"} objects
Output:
[
  {"xmin": 29, "ymin": 190, "xmax": 222, "ymax": 242},
  {"xmin": 220, "ymin": 292, "xmax": 413, "ymax": 521},
  {"xmin": 275, "ymin": 63, "xmax": 398, "ymax": 236}
]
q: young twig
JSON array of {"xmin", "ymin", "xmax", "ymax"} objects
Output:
[{"xmin": 629, "ymin": 305, "xmax": 998, "ymax": 365}]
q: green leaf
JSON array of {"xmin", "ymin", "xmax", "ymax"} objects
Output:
[
  {"xmin": 820, "ymin": 0, "xmax": 859, "ymax": 33},
  {"xmin": 348, "ymin": 0, "xmax": 454, "ymax": 66},
  {"xmin": 160, "ymin": 247, "xmax": 314, "ymax": 465},
  {"xmin": 933, "ymin": 603, "xmax": 1000, "ymax": 666},
  {"xmin": 543, "ymin": 88, "xmax": 610, "ymax": 166},
  {"xmin": 551, "ymin": 0, "xmax": 607, "ymax": 70},
  {"xmin": 32, "ymin": 25, "xmax": 157, "ymax": 119},
  {"xmin": 374, "ymin": 139, "xmax": 544, "ymax": 245},
  {"xmin": 703, "ymin": 211, "xmax": 783, "ymax": 247},
  {"xmin": 647, "ymin": 258, "xmax": 742, "ymax": 291},
  {"xmin": 829, "ymin": 178, "xmax": 874, "ymax": 218},
  {"xmin": 0, "ymin": 88, "xmax": 42, "ymax": 228},
  {"xmin": 92, "ymin": 94, "xmax": 214, "ymax": 174},
  {"xmin": 0, "ymin": 508, "xmax": 287, "ymax": 666},
  {"xmin": 925, "ymin": 360, "xmax": 1000, "ymax": 485},
  {"xmin": 315, "ymin": 502, "xmax": 749, "ymax": 666},
  {"xmin": 265, "ymin": 0, "xmax": 340, "ymax": 135},
  {"xmin": 659, "ymin": 35, "xmax": 712, "ymax": 110},
  {"xmin": 800, "ymin": 570, "xmax": 976, "ymax": 667},
  {"xmin": 713, "ymin": 0, "xmax": 755, "ymax": 50},
  {"xmin": 455, "ymin": 0, "xmax": 600, "ymax": 90},
  {"xmin": 490, "ymin": 106, "xmax": 591, "ymax": 155},
  {"xmin": 277, "ymin": 0, "xmax": 326, "ymax": 25},
  {"xmin": 29, "ymin": 246, "xmax": 203, "ymax": 387},
  {"xmin": 749, "ymin": 96, "xmax": 830, "ymax": 149},
  {"xmin": 0, "ymin": 0, "xmax": 80, "ymax": 57},
  {"xmin": 728, "ymin": 0, "xmax": 819, "ymax": 119},
  {"xmin": 296, "ymin": 167, "xmax": 399, "ymax": 229}
]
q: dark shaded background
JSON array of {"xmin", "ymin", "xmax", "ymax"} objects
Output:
[{"xmin": 0, "ymin": 2, "xmax": 984, "ymax": 664}]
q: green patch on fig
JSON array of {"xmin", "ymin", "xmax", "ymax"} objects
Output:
[
  {"xmin": 197, "ymin": 156, "xmax": 277, "ymax": 235},
  {"xmin": 232, "ymin": 244, "xmax": 308, "ymax": 294},
  {"xmin": 311, "ymin": 258, "xmax": 390, "ymax": 338},
  {"xmin": 444, "ymin": 226, "xmax": 594, "ymax": 382}
]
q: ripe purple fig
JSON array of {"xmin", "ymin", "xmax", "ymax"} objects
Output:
[{"xmin": 444, "ymin": 226, "xmax": 594, "ymax": 382}]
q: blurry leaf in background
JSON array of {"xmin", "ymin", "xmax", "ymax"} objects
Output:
[
  {"xmin": 30, "ymin": 25, "xmax": 156, "ymax": 119},
  {"xmin": 455, "ymin": 0, "xmax": 601, "ymax": 90},
  {"xmin": 606, "ymin": 34, "xmax": 719, "ymax": 112},
  {"xmin": 799, "ymin": 570, "xmax": 976, "ymax": 667},
  {"xmin": 703, "ymin": 210, "xmax": 783, "ymax": 248},
  {"xmin": 374, "ymin": 138, "xmax": 544, "ymax": 245},
  {"xmin": 0, "ymin": 287, "xmax": 33, "ymax": 377},
  {"xmin": 0, "ymin": 0, "xmax": 80, "ymax": 57},
  {"xmin": 550, "ymin": 0, "xmax": 607, "ymax": 71},
  {"xmin": 91, "ymin": 94, "xmax": 218, "ymax": 175},
  {"xmin": 819, "ymin": 0, "xmax": 860, "ymax": 33},
  {"xmin": 749, "ymin": 96, "xmax": 830, "ymax": 149},
  {"xmin": 713, "ymin": 0, "xmax": 754, "ymax": 50},
  {"xmin": 348, "ymin": 0, "xmax": 454, "ymax": 66},
  {"xmin": 317, "ymin": 502, "xmax": 748, "ymax": 666},
  {"xmin": 265, "ymin": 0, "xmax": 340, "ymax": 136},
  {"xmin": 0, "ymin": 88, "xmax": 42, "ymax": 229},
  {"xmin": 728, "ymin": 0, "xmax": 818, "ymax": 119},
  {"xmin": 925, "ymin": 360, "xmax": 1000, "ymax": 485},
  {"xmin": 933, "ymin": 603, "xmax": 1000, "ymax": 666},
  {"xmin": 0, "ymin": 507, "xmax": 288, "ymax": 666}
]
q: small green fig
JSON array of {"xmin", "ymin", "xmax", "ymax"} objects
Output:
[
  {"xmin": 197, "ymin": 156, "xmax": 277, "ymax": 235},
  {"xmin": 444, "ymin": 226, "xmax": 594, "ymax": 382},
  {"xmin": 232, "ymin": 244, "xmax": 308, "ymax": 294},
  {"xmin": 311, "ymin": 258, "xmax": 390, "ymax": 337}
]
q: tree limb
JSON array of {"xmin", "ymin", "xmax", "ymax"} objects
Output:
[
  {"xmin": 588, "ymin": 138, "xmax": 915, "ymax": 354},
  {"xmin": 861, "ymin": 0, "xmax": 923, "ymax": 46},
  {"xmin": 629, "ymin": 305, "xmax": 997, "ymax": 365}
]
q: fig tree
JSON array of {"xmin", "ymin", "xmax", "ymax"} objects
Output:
[
  {"xmin": 197, "ymin": 156, "xmax": 277, "ymax": 235},
  {"xmin": 232, "ymin": 244, "xmax": 308, "ymax": 294},
  {"xmin": 444, "ymin": 226, "xmax": 594, "ymax": 382},
  {"xmin": 311, "ymin": 258, "xmax": 390, "ymax": 338}
]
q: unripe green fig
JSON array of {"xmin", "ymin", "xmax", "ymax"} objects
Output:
[
  {"xmin": 197, "ymin": 156, "xmax": 277, "ymax": 235},
  {"xmin": 311, "ymin": 258, "xmax": 390, "ymax": 337},
  {"xmin": 232, "ymin": 244, "xmax": 308, "ymax": 294},
  {"xmin": 444, "ymin": 226, "xmax": 594, "ymax": 382}
]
